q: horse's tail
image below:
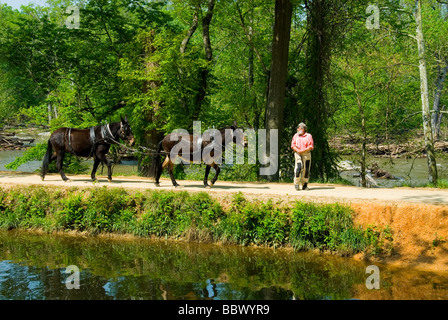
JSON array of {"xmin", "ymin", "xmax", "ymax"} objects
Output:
[
  {"xmin": 41, "ymin": 139, "xmax": 53, "ymax": 180},
  {"xmin": 148, "ymin": 140, "xmax": 163, "ymax": 179}
]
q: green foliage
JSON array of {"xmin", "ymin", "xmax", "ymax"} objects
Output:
[
  {"xmin": 4, "ymin": 143, "xmax": 47, "ymax": 170},
  {"xmin": 218, "ymin": 192, "xmax": 290, "ymax": 247},
  {"xmin": 1, "ymin": 187, "xmax": 52, "ymax": 229},
  {"xmin": 432, "ymin": 233, "xmax": 446, "ymax": 248},
  {"xmin": 0, "ymin": 186, "xmax": 391, "ymax": 256},
  {"xmin": 363, "ymin": 224, "xmax": 394, "ymax": 256},
  {"xmin": 138, "ymin": 190, "xmax": 223, "ymax": 239},
  {"xmin": 290, "ymin": 202, "xmax": 368, "ymax": 255},
  {"xmin": 56, "ymin": 192, "xmax": 85, "ymax": 229},
  {"xmin": 83, "ymin": 187, "xmax": 130, "ymax": 233},
  {"xmin": 5, "ymin": 142, "xmax": 89, "ymax": 174},
  {"xmin": 173, "ymin": 164, "xmax": 187, "ymax": 180},
  {"xmin": 0, "ymin": 0, "xmax": 448, "ymax": 184},
  {"xmin": 180, "ymin": 163, "xmax": 261, "ymax": 182},
  {"xmin": 397, "ymin": 179, "xmax": 448, "ymax": 189}
]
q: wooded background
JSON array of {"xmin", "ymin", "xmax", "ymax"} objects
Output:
[{"xmin": 0, "ymin": 0, "xmax": 447, "ymax": 185}]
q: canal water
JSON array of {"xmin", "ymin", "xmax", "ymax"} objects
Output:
[{"xmin": 0, "ymin": 230, "xmax": 448, "ymax": 300}]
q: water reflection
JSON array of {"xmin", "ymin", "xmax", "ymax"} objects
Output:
[
  {"xmin": 0, "ymin": 261, "xmax": 114, "ymax": 300},
  {"xmin": 1, "ymin": 230, "xmax": 448, "ymax": 300}
]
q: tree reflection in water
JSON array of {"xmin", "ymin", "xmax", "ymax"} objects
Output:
[{"xmin": 0, "ymin": 230, "xmax": 447, "ymax": 300}]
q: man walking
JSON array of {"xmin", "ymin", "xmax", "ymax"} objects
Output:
[{"xmin": 291, "ymin": 123, "xmax": 314, "ymax": 190}]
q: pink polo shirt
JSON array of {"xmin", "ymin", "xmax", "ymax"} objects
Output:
[{"xmin": 291, "ymin": 132, "xmax": 314, "ymax": 152}]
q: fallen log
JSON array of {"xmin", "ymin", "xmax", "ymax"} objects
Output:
[{"xmin": 0, "ymin": 132, "xmax": 34, "ymax": 150}]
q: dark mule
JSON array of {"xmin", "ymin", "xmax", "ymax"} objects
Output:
[
  {"xmin": 149, "ymin": 122, "xmax": 243, "ymax": 188},
  {"xmin": 41, "ymin": 116, "xmax": 135, "ymax": 182}
]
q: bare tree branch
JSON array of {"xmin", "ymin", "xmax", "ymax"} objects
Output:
[{"xmin": 180, "ymin": 7, "xmax": 199, "ymax": 54}]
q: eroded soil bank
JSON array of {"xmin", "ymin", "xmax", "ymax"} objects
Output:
[{"xmin": 349, "ymin": 202, "xmax": 448, "ymax": 273}]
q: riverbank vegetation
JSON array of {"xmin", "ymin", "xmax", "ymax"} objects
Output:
[{"xmin": 0, "ymin": 185, "xmax": 392, "ymax": 257}]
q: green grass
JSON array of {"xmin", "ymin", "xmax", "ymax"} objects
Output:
[
  {"xmin": 0, "ymin": 186, "xmax": 391, "ymax": 256},
  {"xmin": 395, "ymin": 179, "xmax": 448, "ymax": 189}
]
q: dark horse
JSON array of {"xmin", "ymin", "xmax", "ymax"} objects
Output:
[
  {"xmin": 148, "ymin": 122, "xmax": 244, "ymax": 188},
  {"xmin": 41, "ymin": 116, "xmax": 135, "ymax": 182}
]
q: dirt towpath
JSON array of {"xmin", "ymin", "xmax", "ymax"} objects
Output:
[{"xmin": 1, "ymin": 171, "xmax": 447, "ymax": 206}]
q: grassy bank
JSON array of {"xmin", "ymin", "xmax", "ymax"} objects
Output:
[
  {"xmin": 395, "ymin": 179, "xmax": 448, "ymax": 189},
  {"xmin": 0, "ymin": 185, "xmax": 391, "ymax": 256}
]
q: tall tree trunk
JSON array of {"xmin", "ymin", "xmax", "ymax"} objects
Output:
[
  {"xmin": 432, "ymin": 59, "xmax": 448, "ymax": 140},
  {"xmin": 178, "ymin": 8, "xmax": 199, "ymax": 115},
  {"xmin": 47, "ymin": 102, "xmax": 52, "ymax": 124},
  {"xmin": 193, "ymin": 0, "xmax": 215, "ymax": 122},
  {"xmin": 248, "ymin": 20, "xmax": 261, "ymax": 132},
  {"xmin": 436, "ymin": 105, "xmax": 446, "ymax": 139},
  {"xmin": 263, "ymin": 0, "xmax": 293, "ymax": 181},
  {"xmin": 235, "ymin": 0, "xmax": 264, "ymax": 131},
  {"xmin": 355, "ymin": 88, "xmax": 367, "ymax": 188},
  {"xmin": 301, "ymin": 0, "xmax": 338, "ymax": 182},
  {"xmin": 415, "ymin": 0, "xmax": 438, "ymax": 185},
  {"xmin": 140, "ymin": 30, "xmax": 164, "ymax": 176},
  {"xmin": 180, "ymin": 9, "xmax": 199, "ymax": 55}
]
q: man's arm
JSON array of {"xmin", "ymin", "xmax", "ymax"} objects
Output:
[
  {"xmin": 303, "ymin": 134, "xmax": 314, "ymax": 153},
  {"xmin": 291, "ymin": 134, "xmax": 299, "ymax": 153}
]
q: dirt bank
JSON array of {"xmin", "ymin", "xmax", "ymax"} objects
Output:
[
  {"xmin": 351, "ymin": 202, "xmax": 448, "ymax": 273},
  {"xmin": 1, "ymin": 171, "xmax": 448, "ymax": 273}
]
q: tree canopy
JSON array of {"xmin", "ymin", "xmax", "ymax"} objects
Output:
[{"xmin": 0, "ymin": 0, "xmax": 447, "ymax": 184}]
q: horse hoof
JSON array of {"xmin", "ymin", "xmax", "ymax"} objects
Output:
[
  {"xmin": 64, "ymin": 179, "xmax": 71, "ymax": 183},
  {"xmin": 108, "ymin": 179, "xmax": 112, "ymax": 183},
  {"xmin": 175, "ymin": 185, "xmax": 183, "ymax": 188},
  {"xmin": 155, "ymin": 183, "xmax": 160, "ymax": 187},
  {"xmin": 205, "ymin": 185, "xmax": 211, "ymax": 189}
]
